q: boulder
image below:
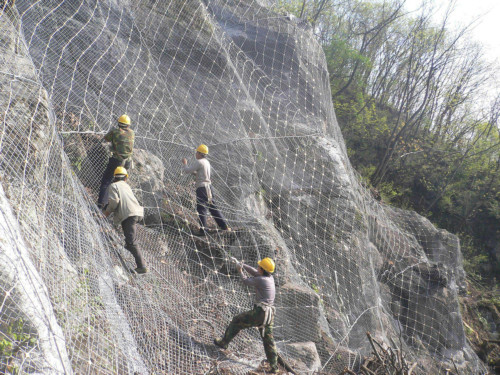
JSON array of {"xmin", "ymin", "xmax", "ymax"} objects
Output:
[
  {"xmin": 128, "ymin": 149, "xmax": 165, "ymax": 225},
  {"xmin": 275, "ymin": 282, "xmax": 331, "ymax": 343},
  {"xmin": 278, "ymin": 341, "xmax": 322, "ymax": 373}
]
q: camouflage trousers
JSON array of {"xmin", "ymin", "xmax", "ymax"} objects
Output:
[{"xmin": 221, "ymin": 305, "xmax": 278, "ymax": 371}]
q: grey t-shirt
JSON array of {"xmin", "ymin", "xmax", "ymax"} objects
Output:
[
  {"xmin": 183, "ymin": 158, "xmax": 211, "ymax": 188},
  {"xmin": 241, "ymin": 264, "xmax": 275, "ymax": 305}
]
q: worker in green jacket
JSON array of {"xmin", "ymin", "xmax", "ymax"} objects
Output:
[
  {"xmin": 98, "ymin": 114, "xmax": 135, "ymax": 209},
  {"xmin": 103, "ymin": 166, "xmax": 147, "ymax": 274},
  {"xmin": 214, "ymin": 257, "xmax": 278, "ymax": 373}
]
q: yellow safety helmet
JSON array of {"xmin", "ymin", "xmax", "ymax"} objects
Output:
[
  {"xmin": 196, "ymin": 144, "xmax": 209, "ymax": 155},
  {"xmin": 117, "ymin": 114, "xmax": 131, "ymax": 126},
  {"xmin": 258, "ymin": 257, "xmax": 275, "ymax": 273},
  {"xmin": 114, "ymin": 166, "xmax": 128, "ymax": 177}
]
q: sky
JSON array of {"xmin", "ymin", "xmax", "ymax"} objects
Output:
[{"xmin": 404, "ymin": 0, "xmax": 500, "ymax": 65}]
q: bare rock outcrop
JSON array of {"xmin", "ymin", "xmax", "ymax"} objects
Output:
[{"xmin": 0, "ymin": 1, "xmax": 488, "ymax": 374}]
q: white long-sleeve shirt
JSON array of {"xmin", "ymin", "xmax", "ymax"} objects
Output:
[{"xmin": 183, "ymin": 158, "xmax": 211, "ymax": 188}]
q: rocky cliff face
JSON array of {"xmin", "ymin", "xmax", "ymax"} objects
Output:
[{"xmin": 0, "ymin": 1, "xmax": 487, "ymax": 374}]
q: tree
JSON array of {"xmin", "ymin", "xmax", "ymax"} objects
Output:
[{"xmin": 276, "ymin": 0, "xmax": 500, "ymax": 279}]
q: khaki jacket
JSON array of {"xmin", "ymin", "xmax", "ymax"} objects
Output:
[{"xmin": 105, "ymin": 180, "xmax": 144, "ymax": 226}]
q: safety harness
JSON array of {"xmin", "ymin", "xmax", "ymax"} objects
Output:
[
  {"xmin": 205, "ymin": 184, "xmax": 213, "ymax": 204},
  {"xmin": 257, "ymin": 302, "xmax": 275, "ymax": 337}
]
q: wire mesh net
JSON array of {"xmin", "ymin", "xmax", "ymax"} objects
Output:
[{"xmin": 0, "ymin": 1, "xmax": 487, "ymax": 374}]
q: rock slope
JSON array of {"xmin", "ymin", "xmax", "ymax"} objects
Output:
[{"xmin": 0, "ymin": 1, "xmax": 487, "ymax": 374}]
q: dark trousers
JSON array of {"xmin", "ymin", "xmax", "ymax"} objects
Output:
[
  {"xmin": 196, "ymin": 186, "xmax": 228, "ymax": 230},
  {"xmin": 221, "ymin": 305, "xmax": 278, "ymax": 370},
  {"xmin": 97, "ymin": 157, "xmax": 123, "ymax": 207},
  {"xmin": 121, "ymin": 216, "xmax": 145, "ymax": 269}
]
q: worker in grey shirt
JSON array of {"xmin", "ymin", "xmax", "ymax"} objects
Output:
[
  {"xmin": 182, "ymin": 144, "xmax": 230, "ymax": 236},
  {"xmin": 214, "ymin": 257, "xmax": 278, "ymax": 373},
  {"xmin": 103, "ymin": 166, "xmax": 147, "ymax": 274}
]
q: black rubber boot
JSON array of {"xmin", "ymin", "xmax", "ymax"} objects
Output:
[{"xmin": 213, "ymin": 338, "xmax": 227, "ymax": 349}]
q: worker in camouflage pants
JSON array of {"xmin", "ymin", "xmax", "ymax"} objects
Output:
[
  {"xmin": 214, "ymin": 258, "xmax": 278, "ymax": 373},
  {"xmin": 98, "ymin": 114, "xmax": 135, "ymax": 209}
]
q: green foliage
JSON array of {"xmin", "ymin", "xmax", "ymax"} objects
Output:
[
  {"xmin": 377, "ymin": 181, "xmax": 401, "ymax": 203},
  {"xmin": 2, "ymin": 318, "xmax": 37, "ymax": 348},
  {"xmin": 310, "ymin": 0, "xmax": 500, "ymax": 281},
  {"xmin": 463, "ymin": 255, "xmax": 489, "ymax": 278},
  {"xmin": 489, "ymin": 296, "xmax": 500, "ymax": 310},
  {"xmin": 325, "ymin": 37, "xmax": 373, "ymax": 92},
  {"xmin": 333, "ymin": 93, "xmax": 390, "ymax": 168},
  {"xmin": 477, "ymin": 312, "xmax": 490, "ymax": 331},
  {"xmin": 0, "ymin": 318, "xmax": 37, "ymax": 374},
  {"xmin": 274, "ymin": 0, "xmax": 304, "ymax": 16},
  {"xmin": 463, "ymin": 323, "xmax": 475, "ymax": 336},
  {"xmin": 256, "ymin": 187, "xmax": 266, "ymax": 198},
  {"xmin": 71, "ymin": 156, "xmax": 83, "ymax": 171},
  {"xmin": 256, "ymin": 150, "xmax": 264, "ymax": 162},
  {"xmin": 0, "ymin": 339, "xmax": 13, "ymax": 356},
  {"xmin": 311, "ymin": 283, "xmax": 320, "ymax": 294},
  {"xmin": 161, "ymin": 211, "xmax": 190, "ymax": 232}
]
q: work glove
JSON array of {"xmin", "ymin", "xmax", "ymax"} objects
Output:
[
  {"xmin": 230, "ymin": 257, "xmax": 244, "ymax": 270},
  {"xmin": 229, "ymin": 257, "xmax": 241, "ymax": 265}
]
